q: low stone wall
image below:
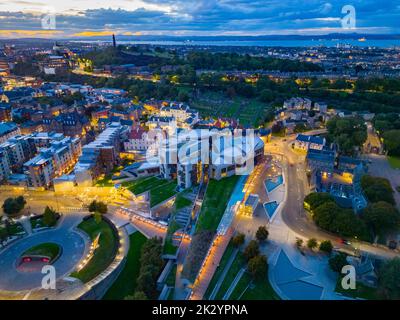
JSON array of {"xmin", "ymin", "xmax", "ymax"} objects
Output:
[{"xmin": 74, "ymin": 217, "xmax": 130, "ymax": 300}]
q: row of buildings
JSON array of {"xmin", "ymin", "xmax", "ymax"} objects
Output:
[{"xmin": 0, "ymin": 132, "xmax": 81, "ymax": 188}]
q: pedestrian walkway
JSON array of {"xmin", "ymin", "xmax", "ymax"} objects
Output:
[{"xmin": 189, "ymin": 227, "xmax": 234, "ymax": 300}]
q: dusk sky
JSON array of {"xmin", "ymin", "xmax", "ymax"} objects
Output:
[{"xmin": 0, "ymin": 0, "xmax": 399, "ymax": 38}]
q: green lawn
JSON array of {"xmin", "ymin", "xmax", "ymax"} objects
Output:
[
  {"xmin": 239, "ymin": 276, "xmax": 280, "ymax": 300},
  {"xmin": 174, "ymin": 193, "xmax": 193, "ymax": 210},
  {"xmin": 103, "ymin": 232, "xmax": 147, "ymax": 300},
  {"xmin": 214, "ymin": 251, "xmax": 246, "ymax": 299},
  {"xmin": 165, "ymin": 264, "xmax": 177, "ymax": 287},
  {"xmin": 388, "ymin": 156, "xmax": 400, "ymax": 169},
  {"xmin": 163, "ymin": 220, "xmax": 180, "ymax": 255},
  {"xmin": 204, "ymin": 242, "xmax": 235, "ymax": 299},
  {"xmin": 335, "ymin": 276, "xmax": 382, "ymax": 300},
  {"xmin": 122, "ymin": 177, "xmax": 177, "ymax": 207},
  {"xmin": 23, "ymin": 243, "xmax": 61, "ymax": 262},
  {"xmin": 71, "ymin": 217, "xmax": 119, "ymax": 283},
  {"xmin": 123, "ymin": 177, "xmax": 167, "ymax": 195},
  {"xmin": 150, "ymin": 181, "xmax": 177, "ymax": 207},
  {"xmin": 230, "ymin": 272, "xmax": 252, "ymax": 300},
  {"xmin": 195, "ymin": 175, "xmax": 239, "ymax": 233}
]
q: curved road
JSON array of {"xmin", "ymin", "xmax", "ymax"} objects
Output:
[
  {"xmin": 269, "ymin": 134, "xmax": 399, "ymax": 259},
  {"xmin": 0, "ymin": 214, "xmax": 87, "ymax": 291}
]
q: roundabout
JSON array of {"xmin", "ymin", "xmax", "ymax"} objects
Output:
[
  {"xmin": 18, "ymin": 242, "xmax": 62, "ymax": 272},
  {"xmin": 0, "ymin": 214, "xmax": 87, "ymax": 292}
]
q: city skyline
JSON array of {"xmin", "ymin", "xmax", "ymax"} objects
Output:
[{"xmin": 0, "ymin": 0, "xmax": 399, "ymax": 38}]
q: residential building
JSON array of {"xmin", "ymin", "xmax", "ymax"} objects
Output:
[
  {"xmin": 0, "ymin": 122, "xmax": 21, "ymax": 144},
  {"xmin": 24, "ymin": 136, "xmax": 81, "ymax": 188},
  {"xmin": 294, "ymin": 134, "xmax": 326, "ymax": 151}
]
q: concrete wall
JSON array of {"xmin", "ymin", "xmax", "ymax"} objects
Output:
[{"xmin": 76, "ymin": 217, "xmax": 130, "ymax": 300}]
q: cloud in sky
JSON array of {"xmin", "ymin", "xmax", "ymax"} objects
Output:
[{"xmin": 0, "ymin": 0, "xmax": 399, "ymax": 38}]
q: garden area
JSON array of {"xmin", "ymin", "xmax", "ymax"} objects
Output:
[
  {"xmin": 70, "ymin": 216, "xmax": 119, "ymax": 283},
  {"xmin": 30, "ymin": 207, "xmax": 60, "ymax": 230},
  {"xmin": 0, "ymin": 221, "xmax": 25, "ymax": 240},
  {"xmin": 103, "ymin": 232, "xmax": 147, "ymax": 300},
  {"xmin": 22, "ymin": 242, "xmax": 61, "ymax": 263}
]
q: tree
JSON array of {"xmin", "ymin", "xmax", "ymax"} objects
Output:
[
  {"xmin": 244, "ymin": 240, "xmax": 260, "ymax": 261},
  {"xmin": 319, "ymin": 240, "xmax": 333, "ymax": 254},
  {"xmin": 361, "ymin": 176, "xmax": 395, "ymax": 205},
  {"xmin": 382, "ymin": 130, "xmax": 400, "ymax": 156},
  {"xmin": 313, "ymin": 202, "xmax": 369, "ymax": 240},
  {"xmin": 329, "ymin": 253, "xmax": 348, "ymax": 273},
  {"xmin": 2, "ymin": 196, "xmax": 26, "ymax": 217},
  {"xmin": 307, "ymin": 238, "xmax": 318, "ymax": 250},
  {"xmin": 255, "ymin": 226, "xmax": 269, "ymax": 242},
  {"xmin": 296, "ymin": 238, "xmax": 303, "ymax": 248},
  {"xmin": 94, "ymin": 211, "xmax": 102, "ymax": 225},
  {"xmin": 304, "ymin": 192, "xmax": 335, "ymax": 212},
  {"xmin": 88, "ymin": 200, "xmax": 108, "ymax": 214},
  {"xmin": 326, "ymin": 116, "xmax": 367, "ymax": 155},
  {"xmin": 247, "ymin": 255, "xmax": 267, "ymax": 279},
  {"xmin": 0, "ymin": 228, "xmax": 8, "ymax": 244},
  {"xmin": 42, "ymin": 206, "xmax": 58, "ymax": 227},
  {"xmin": 232, "ymin": 233, "xmax": 245, "ymax": 247},
  {"xmin": 135, "ymin": 237, "xmax": 164, "ymax": 299},
  {"xmin": 125, "ymin": 291, "xmax": 148, "ymax": 300},
  {"xmin": 379, "ymin": 258, "xmax": 400, "ymax": 299},
  {"xmin": 362, "ymin": 201, "xmax": 400, "ymax": 237}
]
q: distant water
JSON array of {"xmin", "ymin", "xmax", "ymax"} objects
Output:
[{"xmin": 85, "ymin": 39, "xmax": 400, "ymax": 48}]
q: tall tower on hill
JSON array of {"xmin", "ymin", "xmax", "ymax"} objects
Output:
[{"xmin": 112, "ymin": 34, "xmax": 117, "ymax": 48}]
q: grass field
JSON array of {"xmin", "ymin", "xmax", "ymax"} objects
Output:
[
  {"xmin": 335, "ymin": 276, "xmax": 382, "ymax": 300},
  {"xmin": 150, "ymin": 181, "xmax": 178, "ymax": 207},
  {"xmin": 239, "ymin": 276, "xmax": 280, "ymax": 300},
  {"xmin": 123, "ymin": 176, "xmax": 164, "ymax": 195},
  {"xmin": 190, "ymin": 91, "xmax": 270, "ymax": 127},
  {"xmin": 123, "ymin": 177, "xmax": 177, "ymax": 207},
  {"xmin": 214, "ymin": 251, "xmax": 246, "ymax": 299},
  {"xmin": 388, "ymin": 156, "xmax": 400, "ymax": 169},
  {"xmin": 195, "ymin": 175, "xmax": 239, "ymax": 233},
  {"xmin": 23, "ymin": 243, "xmax": 61, "ymax": 262},
  {"xmin": 71, "ymin": 217, "xmax": 118, "ymax": 283},
  {"xmin": 174, "ymin": 192, "xmax": 193, "ymax": 210},
  {"xmin": 103, "ymin": 232, "xmax": 147, "ymax": 300}
]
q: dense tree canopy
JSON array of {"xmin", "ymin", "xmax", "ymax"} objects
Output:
[
  {"xmin": 379, "ymin": 258, "xmax": 400, "ymax": 300},
  {"xmin": 361, "ymin": 175, "xmax": 395, "ymax": 205},
  {"xmin": 327, "ymin": 116, "xmax": 367, "ymax": 155},
  {"xmin": 313, "ymin": 201, "xmax": 369, "ymax": 240},
  {"xmin": 135, "ymin": 237, "xmax": 163, "ymax": 299},
  {"xmin": 2, "ymin": 196, "xmax": 26, "ymax": 217},
  {"xmin": 362, "ymin": 201, "xmax": 400, "ymax": 236}
]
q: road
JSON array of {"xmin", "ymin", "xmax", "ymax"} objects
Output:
[
  {"xmin": 269, "ymin": 134, "xmax": 399, "ymax": 260},
  {"xmin": 0, "ymin": 213, "xmax": 87, "ymax": 291}
]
